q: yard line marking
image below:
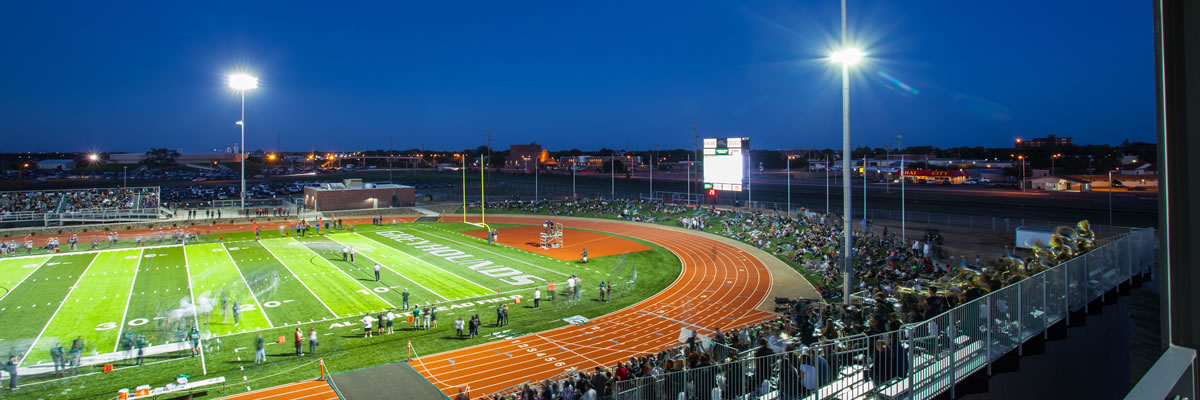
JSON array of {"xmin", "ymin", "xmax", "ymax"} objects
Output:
[
  {"xmin": 182, "ymin": 245, "xmax": 208, "ymax": 375},
  {"xmin": 222, "ymin": 243, "xmax": 275, "ymax": 328},
  {"xmin": 354, "ymin": 233, "xmax": 494, "ymax": 293},
  {"xmin": 410, "ymin": 227, "xmax": 570, "ymax": 278},
  {"xmin": 19, "ymin": 253, "xmax": 99, "ymax": 364},
  {"xmin": 258, "ymin": 241, "xmax": 339, "ymax": 318},
  {"xmin": 113, "ymin": 249, "xmax": 145, "ymax": 352},
  {"xmin": 289, "ymin": 238, "xmax": 395, "ymax": 309},
  {"xmin": 0, "ymin": 256, "xmax": 51, "ymax": 303},
  {"xmin": 324, "ymin": 235, "xmax": 449, "ymax": 301}
]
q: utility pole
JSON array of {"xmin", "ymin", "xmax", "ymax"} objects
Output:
[
  {"xmin": 901, "ymin": 155, "xmax": 906, "ymax": 243},
  {"xmin": 826, "ymin": 154, "xmax": 830, "ymax": 213},
  {"xmin": 388, "ymin": 136, "xmax": 393, "ymax": 184},
  {"xmin": 694, "ymin": 119, "xmax": 698, "ymax": 205}
]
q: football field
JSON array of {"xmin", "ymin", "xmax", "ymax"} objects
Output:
[{"xmin": 0, "ymin": 223, "xmax": 599, "ymax": 366}]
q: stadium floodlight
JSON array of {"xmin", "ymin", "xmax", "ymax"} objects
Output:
[
  {"xmin": 831, "ymin": 0, "xmax": 865, "ymax": 301},
  {"xmin": 228, "ymin": 74, "xmax": 258, "ymax": 90},
  {"xmin": 88, "ymin": 154, "xmax": 99, "ymax": 161},
  {"xmin": 829, "ymin": 48, "xmax": 865, "ymax": 66},
  {"xmin": 229, "ymin": 73, "xmax": 258, "ymax": 214}
]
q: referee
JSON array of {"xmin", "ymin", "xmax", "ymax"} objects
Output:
[{"xmin": 374, "ymin": 263, "xmax": 381, "ymax": 282}]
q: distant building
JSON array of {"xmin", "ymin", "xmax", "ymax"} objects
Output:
[
  {"xmin": 902, "ymin": 169, "xmax": 969, "ymax": 184},
  {"xmin": 303, "ymin": 179, "xmax": 415, "ymax": 211},
  {"xmin": 1016, "ymin": 135, "xmax": 1072, "ymax": 148},
  {"xmin": 36, "ymin": 159, "xmax": 75, "ymax": 171},
  {"xmin": 508, "ymin": 143, "xmax": 543, "ymax": 171},
  {"xmin": 108, "ymin": 153, "xmax": 240, "ymax": 165}
]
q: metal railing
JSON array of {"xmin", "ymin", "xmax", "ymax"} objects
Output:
[{"xmin": 611, "ymin": 228, "xmax": 1156, "ymax": 400}]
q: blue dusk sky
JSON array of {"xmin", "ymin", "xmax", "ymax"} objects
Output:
[{"xmin": 0, "ymin": 0, "xmax": 1155, "ymax": 153}]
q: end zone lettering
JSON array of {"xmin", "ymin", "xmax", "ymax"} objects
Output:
[{"xmin": 376, "ymin": 231, "xmax": 545, "ymax": 286}]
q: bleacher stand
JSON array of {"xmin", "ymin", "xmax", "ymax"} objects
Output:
[{"xmin": 0, "ymin": 187, "xmax": 161, "ymax": 227}]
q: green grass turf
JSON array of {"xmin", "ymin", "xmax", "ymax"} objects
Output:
[
  {"xmin": 185, "ymin": 244, "xmax": 272, "ymax": 336},
  {"xmin": 258, "ymin": 238, "xmax": 393, "ymax": 317},
  {"xmin": 0, "ymin": 256, "xmax": 51, "ymax": 294},
  {"xmin": 306, "ymin": 234, "xmax": 450, "ymax": 304},
  {"xmin": 0, "ymin": 253, "xmax": 95, "ymax": 359},
  {"xmin": 122, "ymin": 246, "xmax": 190, "ymax": 346},
  {"xmin": 294, "ymin": 235, "xmax": 453, "ymax": 308},
  {"xmin": 4, "ymin": 222, "xmax": 680, "ymax": 400},
  {"xmin": 322, "ymin": 233, "xmax": 495, "ymax": 300},
  {"xmin": 26, "ymin": 250, "xmax": 142, "ymax": 364},
  {"xmin": 224, "ymin": 241, "xmax": 337, "ymax": 325}
]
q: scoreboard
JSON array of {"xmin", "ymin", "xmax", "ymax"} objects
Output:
[{"xmin": 702, "ymin": 137, "xmax": 748, "ymax": 192}]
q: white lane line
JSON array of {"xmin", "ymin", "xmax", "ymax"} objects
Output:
[
  {"xmin": 0, "ymin": 256, "xmax": 52, "ymax": 303},
  {"xmin": 410, "ymin": 227, "xmax": 570, "ymax": 278},
  {"xmin": 354, "ymin": 233, "xmax": 494, "ymax": 294},
  {"xmin": 113, "ymin": 249, "xmax": 145, "ymax": 352},
  {"xmin": 182, "ymin": 246, "xmax": 208, "ymax": 374},
  {"xmin": 324, "ymin": 235, "xmax": 449, "ymax": 301},
  {"xmin": 257, "ymin": 240, "xmax": 340, "ymax": 318},
  {"xmin": 222, "ymin": 243, "xmax": 275, "ymax": 328},
  {"xmin": 287, "ymin": 237, "xmax": 395, "ymax": 309},
  {"xmin": 19, "ymin": 253, "xmax": 100, "ymax": 364}
]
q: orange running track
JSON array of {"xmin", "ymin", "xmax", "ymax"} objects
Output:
[{"xmin": 220, "ymin": 215, "xmax": 774, "ymax": 400}]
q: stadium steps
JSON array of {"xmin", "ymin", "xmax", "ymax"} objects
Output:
[{"xmin": 414, "ymin": 216, "xmax": 440, "ymax": 223}]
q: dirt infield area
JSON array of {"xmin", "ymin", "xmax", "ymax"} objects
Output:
[{"xmin": 462, "ymin": 225, "xmax": 650, "ymax": 261}]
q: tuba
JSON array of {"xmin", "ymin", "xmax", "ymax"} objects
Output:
[
  {"xmin": 1049, "ymin": 225, "xmax": 1079, "ymax": 263},
  {"xmin": 1075, "ymin": 220, "xmax": 1096, "ymax": 253}
]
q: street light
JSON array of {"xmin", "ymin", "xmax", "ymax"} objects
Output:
[
  {"xmin": 228, "ymin": 73, "xmax": 258, "ymax": 214},
  {"xmin": 1051, "ymin": 153, "xmax": 1062, "ymax": 176},
  {"xmin": 830, "ymin": 37, "xmax": 865, "ymax": 300},
  {"xmin": 1017, "ymin": 155, "xmax": 1026, "ymax": 192}
]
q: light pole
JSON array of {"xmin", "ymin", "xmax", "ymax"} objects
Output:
[
  {"xmin": 1051, "ymin": 153, "xmax": 1061, "ymax": 176},
  {"xmin": 901, "ymin": 155, "xmax": 906, "ymax": 243},
  {"xmin": 831, "ymin": 41, "xmax": 864, "ymax": 301},
  {"xmin": 786, "ymin": 155, "xmax": 792, "ymax": 215},
  {"xmin": 1020, "ymin": 155, "xmax": 1026, "ymax": 192},
  {"xmin": 649, "ymin": 146, "xmax": 655, "ymax": 200},
  {"xmin": 826, "ymin": 154, "xmax": 830, "ymax": 213},
  {"xmin": 229, "ymin": 73, "xmax": 258, "ymax": 214},
  {"xmin": 1109, "ymin": 168, "xmax": 1117, "ymax": 229},
  {"xmin": 572, "ymin": 161, "xmax": 576, "ymax": 199},
  {"xmin": 862, "ymin": 156, "xmax": 867, "ymax": 221},
  {"xmin": 123, "ymin": 166, "xmax": 127, "ymax": 189},
  {"xmin": 610, "ymin": 154, "xmax": 615, "ymax": 198}
]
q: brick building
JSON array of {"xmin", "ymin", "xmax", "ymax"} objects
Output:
[
  {"xmin": 508, "ymin": 142, "xmax": 544, "ymax": 171},
  {"xmin": 303, "ymin": 179, "xmax": 415, "ymax": 211}
]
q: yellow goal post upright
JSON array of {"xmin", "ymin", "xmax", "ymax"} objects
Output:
[{"xmin": 464, "ymin": 154, "xmax": 496, "ymax": 243}]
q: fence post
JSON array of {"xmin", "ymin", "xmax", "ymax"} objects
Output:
[
  {"xmin": 1065, "ymin": 263, "xmax": 1071, "ymax": 326},
  {"xmin": 986, "ymin": 295, "xmax": 993, "ymax": 376},
  {"xmin": 1017, "ymin": 282, "xmax": 1023, "ymax": 357},
  {"xmin": 906, "ymin": 327, "xmax": 915, "ymax": 395},
  {"xmin": 950, "ymin": 316, "xmax": 958, "ymax": 399},
  {"xmin": 1084, "ymin": 253, "xmax": 1090, "ymax": 313},
  {"xmin": 1043, "ymin": 273, "xmax": 1049, "ymax": 340}
]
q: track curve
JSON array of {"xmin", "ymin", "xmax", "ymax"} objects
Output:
[{"xmin": 221, "ymin": 215, "xmax": 775, "ymax": 399}]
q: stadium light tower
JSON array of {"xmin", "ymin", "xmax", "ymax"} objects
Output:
[
  {"xmin": 228, "ymin": 73, "xmax": 258, "ymax": 214},
  {"xmin": 830, "ymin": 0, "xmax": 865, "ymax": 302}
]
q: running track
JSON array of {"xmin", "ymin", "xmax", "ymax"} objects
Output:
[{"xmin": 221, "ymin": 215, "xmax": 775, "ymax": 399}]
